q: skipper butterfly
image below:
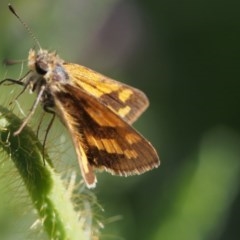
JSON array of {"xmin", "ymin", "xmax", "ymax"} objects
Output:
[{"xmin": 1, "ymin": 4, "xmax": 160, "ymax": 188}]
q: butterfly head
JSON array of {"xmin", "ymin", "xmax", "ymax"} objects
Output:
[
  {"xmin": 28, "ymin": 49, "xmax": 61, "ymax": 74},
  {"xmin": 28, "ymin": 49, "xmax": 68, "ymax": 84}
]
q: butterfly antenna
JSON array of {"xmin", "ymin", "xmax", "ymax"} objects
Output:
[{"xmin": 8, "ymin": 3, "xmax": 42, "ymax": 50}]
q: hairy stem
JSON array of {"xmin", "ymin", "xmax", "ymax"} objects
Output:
[{"xmin": 0, "ymin": 106, "xmax": 91, "ymax": 240}]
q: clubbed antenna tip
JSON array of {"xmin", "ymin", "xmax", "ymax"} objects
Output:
[{"xmin": 8, "ymin": 3, "xmax": 42, "ymax": 50}]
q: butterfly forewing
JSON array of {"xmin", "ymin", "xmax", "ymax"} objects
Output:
[
  {"xmin": 52, "ymin": 83, "xmax": 159, "ymax": 187},
  {"xmin": 64, "ymin": 63, "xmax": 149, "ymax": 124}
]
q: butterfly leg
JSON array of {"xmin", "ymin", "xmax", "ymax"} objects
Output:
[
  {"xmin": 41, "ymin": 107, "xmax": 55, "ymax": 165},
  {"xmin": 14, "ymin": 85, "xmax": 46, "ymax": 135}
]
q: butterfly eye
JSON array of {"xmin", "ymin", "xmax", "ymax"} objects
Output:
[{"xmin": 35, "ymin": 62, "xmax": 48, "ymax": 75}]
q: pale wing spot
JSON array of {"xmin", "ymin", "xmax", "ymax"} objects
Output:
[
  {"xmin": 86, "ymin": 106, "xmax": 125, "ymax": 127},
  {"xmin": 125, "ymin": 133, "xmax": 141, "ymax": 144},
  {"xmin": 100, "ymin": 138, "xmax": 124, "ymax": 154},
  {"xmin": 86, "ymin": 135, "xmax": 105, "ymax": 150},
  {"xmin": 79, "ymin": 81, "xmax": 104, "ymax": 97},
  {"xmin": 78, "ymin": 143, "xmax": 90, "ymax": 174},
  {"xmin": 111, "ymin": 139, "xmax": 123, "ymax": 154},
  {"xmin": 77, "ymin": 144, "xmax": 96, "ymax": 188},
  {"xmin": 97, "ymin": 81, "xmax": 120, "ymax": 93},
  {"xmin": 87, "ymin": 136, "xmax": 123, "ymax": 154},
  {"xmin": 118, "ymin": 106, "xmax": 131, "ymax": 118},
  {"xmin": 78, "ymin": 78, "xmax": 120, "ymax": 96},
  {"xmin": 124, "ymin": 149, "xmax": 138, "ymax": 159},
  {"xmin": 118, "ymin": 89, "xmax": 133, "ymax": 102},
  {"xmin": 102, "ymin": 139, "xmax": 114, "ymax": 153},
  {"xmin": 86, "ymin": 134, "xmax": 96, "ymax": 146}
]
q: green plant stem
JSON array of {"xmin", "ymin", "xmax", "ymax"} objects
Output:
[{"xmin": 0, "ymin": 106, "xmax": 90, "ymax": 240}]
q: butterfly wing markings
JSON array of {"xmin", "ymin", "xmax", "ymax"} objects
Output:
[
  {"xmin": 52, "ymin": 84, "xmax": 159, "ymax": 188},
  {"xmin": 63, "ymin": 63, "xmax": 149, "ymax": 125}
]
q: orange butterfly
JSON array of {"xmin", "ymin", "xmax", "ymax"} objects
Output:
[{"xmin": 1, "ymin": 4, "xmax": 160, "ymax": 188}]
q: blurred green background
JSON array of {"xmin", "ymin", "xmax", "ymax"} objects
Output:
[{"xmin": 0, "ymin": 0, "xmax": 240, "ymax": 239}]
